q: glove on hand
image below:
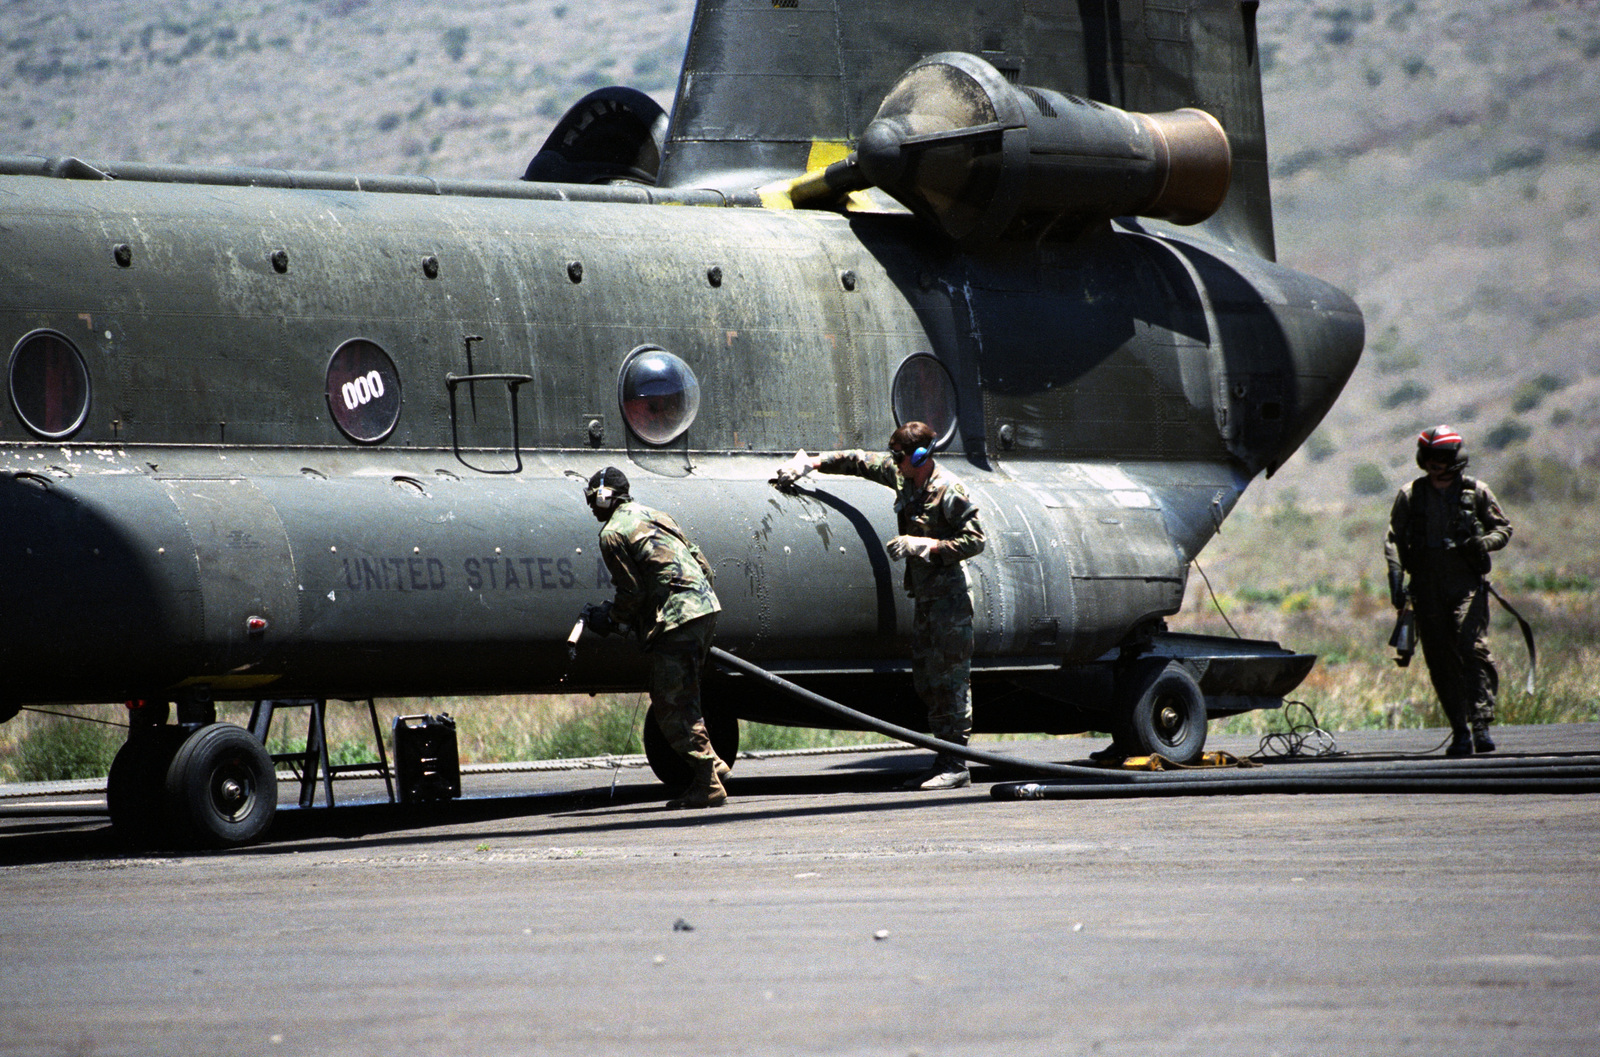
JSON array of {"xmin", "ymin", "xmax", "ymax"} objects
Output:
[
  {"xmin": 582, "ymin": 601, "xmax": 616, "ymax": 636},
  {"xmin": 772, "ymin": 449, "xmax": 815, "ymax": 488},
  {"xmin": 886, "ymin": 535, "xmax": 938, "ymax": 561},
  {"xmin": 1387, "ymin": 568, "xmax": 1406, "ymax": 611}
]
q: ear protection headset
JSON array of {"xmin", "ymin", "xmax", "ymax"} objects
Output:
[
  {"xmin": 584, "ymin": 467, "xmax": 630, "ymax": 514},
  {"xmin": 909, "ymin": 446, "xmax": 931, "ymax": 467},
  {"xmin": 586, "ymin": 484, "xmax": 620, "ymax": 512}
]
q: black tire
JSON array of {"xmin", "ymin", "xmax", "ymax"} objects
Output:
[
  {"xmin": 107, "ymin": 726, "xmax": 189, "ymax": 848},
  {"xmin": 643, "ymin": 702, "xmax": 739, "ymax": 790},
  {"xmin": 163, "ymin": 724, "xmax": 278, "ymax": 849},
  {"xmin": 1116, "ymin": 661, "xmax": 1207, "ymax": 764}
]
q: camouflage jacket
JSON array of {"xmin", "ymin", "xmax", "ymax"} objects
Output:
[
  {"xmin": 1385, "ymin": 475, "xmax": 1512, "ymax": 591},
  {"xmin": 599, "ymin": 500, "xmax": 721, "ymax": 647},
  {"xmin": 816, "ymin": 450, "xmax": 985, "ymax": 599}
]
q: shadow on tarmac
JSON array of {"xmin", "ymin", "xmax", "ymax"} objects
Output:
[
  {"xmin": 0, "ymin": 751, "xmax": 1008, "ymax": 867},
  {"xmin": 11, "ymin": 735, "xmax": 1590, "ymax": 867}
]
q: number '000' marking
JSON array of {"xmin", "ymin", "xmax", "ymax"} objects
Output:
[{"xmin": 341, "ymin": 370, "xmax": 386, "ymax": 411}]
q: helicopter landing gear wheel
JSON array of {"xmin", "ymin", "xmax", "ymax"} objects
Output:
[
  {"xmin": 1116, "ymin": 661, "xmax": 1207, "ymax": 765},
  {"xmin": 643, "ymin": 701, "xmax": 739, "ymax": 791},
  {"xmin": 163, "ymin": 723, "xmax": 277, "ymax": 848}
]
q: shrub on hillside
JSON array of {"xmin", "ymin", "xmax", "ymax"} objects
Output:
[
  {"xmin": 1367, "ymin": 325, "xmax": 1422, "ymax": 376},
  {"xmin": 1495, "ymin": 452, "xmax": 1598, "ymax": 504},
  {"xmin": 1511, "ymin": 373, "xmax": 1568, "ymax": 413},
  {"xmin": 1381, "ymin": 380, "xmax": 1429, "ymax": 409},
  {"xmin": 1350, "ymin": 462, "xmax": 1388, "ymax": 496},
  {"xmin": 1484, "ymin": 418, "xmax": 1532, "ymax": 451},
  {"xmin": 1491, "ymin": 146, "xmax": 1546, "ymax": 176},
  {"xmin": 1304, "ymin": 430, "xmax": 1337, "ymax": 463},
  {"xmin": 442, "ymin": 26, "xmax": 468, "ymax": 62}
]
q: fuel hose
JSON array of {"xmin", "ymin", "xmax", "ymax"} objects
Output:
[
  {"xmin": 990, "ymin": 765, "xmax": 1600, "ymax": 799},
  {"xmin": 707, "ymin": 647, "xmax": 1600, "ymax": 798},
  {"xmin": 711, "ymin": 647, "xmax": 1124, "ymax": 783}
]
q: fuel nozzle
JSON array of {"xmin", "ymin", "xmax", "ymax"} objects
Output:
[{"xmin": 566, "ymin": 610, "xmax": 588, "ymax": 665}]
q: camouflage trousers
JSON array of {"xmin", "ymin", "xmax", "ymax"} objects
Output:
[
  {"xmin": 911, "ymin": 590, "xmax": 974, "ymax": 741},
  {"xmin": 648, "ymin": 614, "xmax": 718, "ymax": 758},
  {"xmin": 1415, "ymin": 582, "xmax": 1497, "ymax": 731}
]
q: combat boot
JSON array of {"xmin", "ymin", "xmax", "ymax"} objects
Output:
[
  {"xmin": 1471, "ymin": 724, "xmax": 1496, "ymax": 754},
  {"xmin": 1446, "ymin": 728, "xmax": 1474, "ymax": 757},
  {"xmin": 666, "ymin": 753, "xmax": 728, "ymax": 809},
  {"xmin": 900, "ymin": 749, "xmax": 971, "ymax": 790},
  {"xmin": 916, "ymin": 753, "xmax": 971, "ymax": 790}
]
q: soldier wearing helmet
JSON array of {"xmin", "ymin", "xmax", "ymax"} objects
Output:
[
  {"xmin": 1384, "ymin": 426, "xmax": 1513, "ymax": 756},
  {"xmin": 582, "ymin": 467, "xmax": 728, "ymax": 807}
]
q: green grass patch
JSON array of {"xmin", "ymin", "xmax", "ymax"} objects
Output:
[
  {"xmin": 741, "ymin": 723, "xmax": 892, "ymax": 752},
  {"xmin": 537, "ymin": 699, "xmax": 646, "ymax": 758},
  {"xmin": 2, "ymin": 714, "xmax": 122, "ymax": 782}
]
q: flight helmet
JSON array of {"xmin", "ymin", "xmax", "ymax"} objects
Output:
[{"xmin": 1416, "ymin": 425, "xmax": 1468, "ymax": 472}]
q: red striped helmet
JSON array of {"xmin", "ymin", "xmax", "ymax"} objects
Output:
[{"xmin": 1416, "ymin": 424, "xmax": 1467, "ymax": 471}]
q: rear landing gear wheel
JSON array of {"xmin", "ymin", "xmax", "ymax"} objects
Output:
[
  {"xmin": 643, "ymin": 702, "xmax": 739, "ymax": 791},
  {"xmin": 163, "ymin": 723, "xmax": 277, "ymax": 848},
  {"xmin": 1116, "ymin": 661, "xmax": 1207, "ymax": 765},
  {"xmin": 107, "ymin": 726, "xmax": 188, "ymax": 848}
]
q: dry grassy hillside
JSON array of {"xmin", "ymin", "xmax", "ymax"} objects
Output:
[
  {"xmin": 0, "ymin": 0, "xmax": 688, "ymax": 176},
  {"xmin": 1259, "ymin": 0, "xmax": 1600, "ymax": 509}
]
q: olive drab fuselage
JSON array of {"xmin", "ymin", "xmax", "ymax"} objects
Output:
[{"xmin": 0, "ymin": 0, "xmax": 1364, "ymax": 735}]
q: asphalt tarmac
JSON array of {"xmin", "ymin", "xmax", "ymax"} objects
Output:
[{"xmin": 2, "ymin": 724, "xmax": 1597, "ymax": 1057}]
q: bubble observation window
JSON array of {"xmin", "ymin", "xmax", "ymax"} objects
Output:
[
  {"xmin": 891, "ymin": 354, "xmax": 958, "ymax": 447},
  {"xmin": 618, "ymin": 345, "xmax": 701, "ymax": 445},
  {"xmin": 325, "ymin": 339, "xmax": 402, "ymax": 444},
  {"xmin": 9, "ymin": 330, "xmax": 90, "ymax": 439}
]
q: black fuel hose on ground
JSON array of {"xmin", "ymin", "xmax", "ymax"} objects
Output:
[
  {"xmin": 709, "ymin": 647, "xmax": 1600, "ymax": 797},
  {"xmin": 711, "ymin": 647, "xmax": 1125, "ymax": 784},
  {"xmin": 992, "ymin": 772, "xmax": 1600, "ymax": 798},
  {"xmin": 986, "ymin": 752, "xmax": 1600, "ymax": 797}
]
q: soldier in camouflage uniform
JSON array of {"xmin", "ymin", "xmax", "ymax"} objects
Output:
[
  {"xmin": 774, "ymin": 421, "xmax": 987, "ymax": 789},
  {"xmin": 1384, "ymin": 426, "xmax": 1513, "ymax": 757},
  {"xmin": 581, "ymin": 467, "xmax": 728, "ymax": 807}
]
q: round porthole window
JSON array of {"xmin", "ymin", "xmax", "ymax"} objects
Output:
[
  {"xmin": 618, "ymin": 345, "xmax": 701, "ymax": 445},
  {"xmin": 325, "ymin": 339, "xmax": 402, "ymax": 444},
  {"xmin": 9, "ymin": 330, "xmax": 90, "ymax": 439},
  {"xmin": 891, "ymin": 354, "xmax": 958, "ymax": 447}
]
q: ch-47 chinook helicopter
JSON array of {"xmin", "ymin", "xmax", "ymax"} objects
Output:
[{"xmin": 0, "ymin": 0, "xmax": 1362, "ymax": 846}]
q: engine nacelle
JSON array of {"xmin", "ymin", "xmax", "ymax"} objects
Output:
[{"xmin": 852, "ymin": 52, "xmax": 1232, "ymax": 243}]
